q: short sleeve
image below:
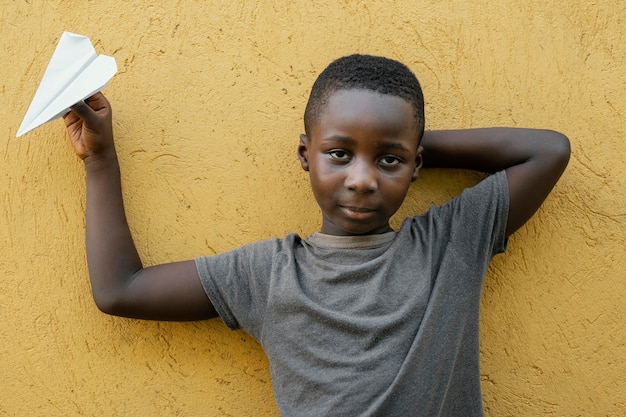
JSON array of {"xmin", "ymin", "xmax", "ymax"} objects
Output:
[
  {"xmin": 195, "ymin": 238, "xmax": 283, "ymax": 337},
  {"xmin": 442, "ymin": 170, "xmax": 509, "ymax": 259}
]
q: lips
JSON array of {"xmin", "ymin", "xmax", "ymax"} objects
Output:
[
  {"xmin": 339, "ymin": 205, "xmax": 377, "ymax": 220},
  {"xmin": 341, "ymin": 205, "xmax": 375, "ymax": 213}
]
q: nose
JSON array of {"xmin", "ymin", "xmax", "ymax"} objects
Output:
[{"xmin": 345, "ymin": 159, "xmax": 377, "ymax": 193}]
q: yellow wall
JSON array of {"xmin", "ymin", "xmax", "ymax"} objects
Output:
[{"xmin": 2, "ymin": 1, "xmax": 624, "ymax": 415}]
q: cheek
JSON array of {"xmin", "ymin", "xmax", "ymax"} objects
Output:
[
  {"xmin": 310, "ymin": 159, "xmax": 342, "ymax": 186},
  {"xmin": 308, "ymin": 168, "xmax": 340, "ymax": 202},
  {"xmin": 380, "ymin": 176, "xmax": 412, "ymax": 204}
]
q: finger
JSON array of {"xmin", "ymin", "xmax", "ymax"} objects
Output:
[
  {"xmin": 71, "ymin": 99, "xmax": 97, "ymax": 123},
  {"xmin": 64, "ymin": 114, "xmax": 82, "ymax": 133},
  {"xmin": 72, "ymin": 91, "xmax": 109, "ymax": 116},
  {"xmin": 63, "ymin": 108, "xmax": 79, "ymax": 125},
  {"xmin": 84, "ymin": 92, "xmax": 110, "ymax": 113}
]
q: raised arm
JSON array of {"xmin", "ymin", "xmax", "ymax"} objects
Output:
[
  {"xmin": 420, "ymin": 128, "xmax": 571, "ymax": 237},
  {"xmin": 64, "ymin": 93, "xmax": 217, "ymax": 321}
]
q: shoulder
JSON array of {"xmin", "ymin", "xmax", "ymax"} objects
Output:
[
  {"xmin": 195, "ymin": 233, "xmax": 303, "ymax": 268},
  {"xmin": 194, "ymin": 233, "xmax": 305, "ymax": 332},
  {"xmin": 400, "ymin": 172, "xmax": 509, "ymax": 254},
  {"xmin": 406, "ymin": 171, "xmax": 508, "ymax": 224}
]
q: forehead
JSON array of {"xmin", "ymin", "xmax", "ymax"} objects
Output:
[{"xmin": 312, "ymin": 89, "xmax": 417, "ymax": 139}]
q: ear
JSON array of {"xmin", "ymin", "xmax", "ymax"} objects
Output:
[
  {"xmin": 298, "ymin": 134, "xmax": 310, "ymax": 171},
  {"xmin": 411, "ymin": 145, "xmax": 424, "ymax": 182}
]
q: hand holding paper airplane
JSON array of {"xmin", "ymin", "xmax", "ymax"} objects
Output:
[{"xmin": 17, "ymin": 32, "xmax": 117, "ymax": 137}]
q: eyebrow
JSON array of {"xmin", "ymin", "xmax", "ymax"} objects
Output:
[{"xmin": 322, "ymin": 135, "xmax": 411, "ymax": 153}]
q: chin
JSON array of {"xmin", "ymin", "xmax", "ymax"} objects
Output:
[{"xmin": 337, "ymin": 223, "xmax": 390, "ymax": 236}]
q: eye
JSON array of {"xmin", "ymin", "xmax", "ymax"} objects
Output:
[
  {"xmin": 379, "ymin": 155, "xmax": 402, "ymax": 167},
  {"xmin": 328, "ymin": 150, "xmax": 351, "ymax": 161}
]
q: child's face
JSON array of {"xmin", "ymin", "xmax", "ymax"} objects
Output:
[{"xmin": 299, "ymin": 89, "xmax": 423, "ymax": 236}]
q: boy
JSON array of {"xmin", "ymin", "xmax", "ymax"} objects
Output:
[{"xmin": 64, "ymin": 54, "xmax": 570, "ymax": 416}]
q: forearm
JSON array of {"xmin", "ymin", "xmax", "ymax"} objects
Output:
[
  {"xmin": 66, "ymin": 94, "xmax": 216, "ymax": 320},
  {"xmin": 421, "ymin": 127, "xmax": 569, "ymax": 173},
  {"xmin": 82, "ymin": 151, "xmax": 217, "ymax": 321},
  {"xmin": 84, "ymin": 152, "xmax": 143, "ymax": 312}
]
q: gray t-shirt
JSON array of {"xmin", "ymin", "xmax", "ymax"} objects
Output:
[{"xmin": 196, "ymin": 171, "xmax": 509, "ymax": 416}]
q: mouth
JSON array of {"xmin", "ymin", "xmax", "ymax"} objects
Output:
[
  {"xmin": 342, "ymin": 206, "xmax": 375, "ymax": 212},
  {"xmin": 339, "ymin": 205, "xmax": 377, "ymax": 219}
]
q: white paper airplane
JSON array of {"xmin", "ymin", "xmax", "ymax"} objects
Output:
[{"xmin": 16, "ymin": 32, "xmax": 118, "ymax": 137}]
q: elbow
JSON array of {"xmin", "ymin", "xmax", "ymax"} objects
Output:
[
  {"xmin": 88, "ymin": 269, "xmax": 142, "ymax": 318},
  {"xmin": 92, "ymin": 293, "xmax": 120, "ymax": 316},
  {"xmin": 92, "ymin": 290, "xmax": 131, "ymax": 317},
  {"xmin": 544, "ymin": 130, "xmax": 571, "ymax": 172}
]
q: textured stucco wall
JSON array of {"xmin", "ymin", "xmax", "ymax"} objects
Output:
[{"xmin": 1, "ymin": 1, "xmax": 624, "ymax": 415}]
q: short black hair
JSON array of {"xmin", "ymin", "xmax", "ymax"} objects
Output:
[{"xmin": 304, "ymin": 54, "xmax": 425, "ymax": 142}]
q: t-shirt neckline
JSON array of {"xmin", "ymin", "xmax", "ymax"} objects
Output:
[{"xmin": 306, "ymin": 231, "xmax": 396, "ymax": 249}]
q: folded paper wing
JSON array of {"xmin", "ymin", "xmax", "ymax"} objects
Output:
[{"xmin": 16, "ymin": 32, "xmax": 118, "ymax": 137}]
